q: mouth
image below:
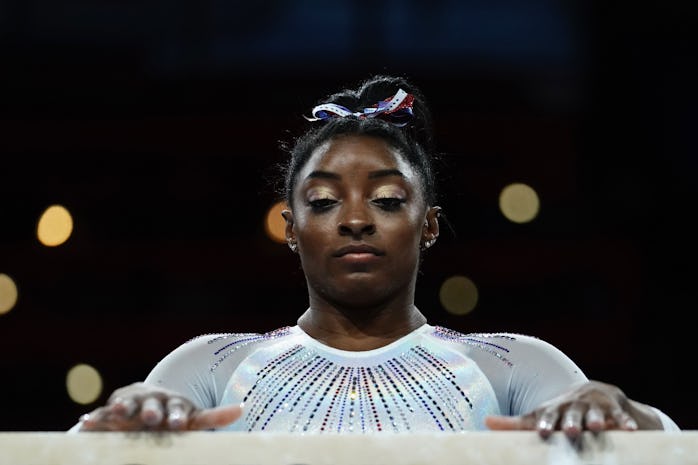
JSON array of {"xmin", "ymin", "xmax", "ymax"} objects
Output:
[{"xmin": 332, "ymin": 244, "xmax": 383, "ymax": 258}]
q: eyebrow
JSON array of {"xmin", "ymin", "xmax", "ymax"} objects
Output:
[{"xmin": 306, "ymin": 169, "xmax": 405, "ymax": 181}]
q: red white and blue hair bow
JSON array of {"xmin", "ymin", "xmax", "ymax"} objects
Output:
[{"xmin": 305, "ymin": 88, "xmax": 415, "ymax": 127}]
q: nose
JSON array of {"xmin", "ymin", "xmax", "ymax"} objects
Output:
[{"xmin": 337, "ymin": 201, "xmax": 376, "ymax": 237}]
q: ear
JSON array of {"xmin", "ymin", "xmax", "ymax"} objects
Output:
[
  {"xmin": 421, "ymin": 206, "xmax": 441, "ymax": 249},
  {"xmin": 281, "ymin": 209, "xmax": 295, "ymax": 242}
]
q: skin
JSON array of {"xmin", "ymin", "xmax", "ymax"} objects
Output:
[
  {"xmin": 282, "ymin": 134, "xmax": 440, "ymax": 351},
  {"xmin": 77, "ymin": 134, "xmax": 664, "ymax": 437}
]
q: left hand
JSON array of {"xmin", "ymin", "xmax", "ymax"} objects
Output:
[{"xmin": 485, "ymin": 380, "xmax": 663, "ymax": 439}]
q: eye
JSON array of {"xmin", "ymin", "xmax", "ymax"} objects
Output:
[
  {"xmin": 308, "ymin": 198, "xmax": 337, "ymax": 212},
  {"xmin": 372, "ymin": 197, "xmax": 406, "ymax": 211}
]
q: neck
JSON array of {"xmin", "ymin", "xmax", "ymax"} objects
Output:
[{"xmin": 296, "ymin": 304, "xmax": 427, "ymax": 351}]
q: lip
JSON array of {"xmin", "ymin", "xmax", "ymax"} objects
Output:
[{"xmin": 332, "ymin": 244, "xmax": 383, "ymax": 258}]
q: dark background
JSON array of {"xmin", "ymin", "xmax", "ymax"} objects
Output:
[{"xmin": 1, "ymin": 0, "xmax": 696, "ymax": 431}]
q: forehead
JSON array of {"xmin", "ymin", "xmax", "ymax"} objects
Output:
[{"xmin": 299, "ymin": 134, "xmax": 417, "ymax": 181}]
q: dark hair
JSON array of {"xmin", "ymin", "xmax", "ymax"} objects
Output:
[{"xmin": 280, "ymin": 75, "xmax": 439, "ymax": 209}]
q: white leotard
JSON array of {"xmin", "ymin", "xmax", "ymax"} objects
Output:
[{"xmin": 137, "ymin": 323, "xmax": 679, "ymax": 433}]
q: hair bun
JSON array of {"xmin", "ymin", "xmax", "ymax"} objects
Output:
[{"xmin": 319, "ymin": 74, "xmax": 434, "ymax": 151}]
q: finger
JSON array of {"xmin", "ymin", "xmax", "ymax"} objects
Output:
[
  {"xmin": 610, "ymin": 407, "xmax": 638, "ymax": 431},
  {"xmin": 536, "ymin": 409, "xmax": 559, "ymax": 439},
  {"xmin": 79, "ymin": 414, "xmax": 110, "ymax": 432},
  {"xmin": 484, "ymin": 415, "xmax": 520, "ymax": 430},
  {"xmin": 78, "ymin": 412, "xmax": 105, "ymax": 431},
  {"xmin": 109, "ymin": 396, "xmax": 138, "ymax": 418},
  {"xmin": 561, "ymin": 405, "xmax": 584, "ymax": 438},
  {"xmin": 189, "ymin": 405, "xmax": 243, "ymax": 430},
  {"xmin": 79, "ymin": 409, "xmax": 133, "ymax": 432},
  {"xmin": 166, "ymin": 398, "xmax": 192, "ymax": 430},
  {"xmin": 484, "ymin": 414, "xmax": 533, "ymax": 431},
  {"xmin": 584, "ymin": 404, "xmax": 605, "ymax": 432},
  {"xmin": 140, "ymin": 396, "xmax": 164, "ymax": 427}
]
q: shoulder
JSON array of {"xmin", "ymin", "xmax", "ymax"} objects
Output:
[
  {"xmin": 159, "ymin": 326, "xmax": 295, "ymax": 371},
  {"xmin": 428, "ymin": 326, "xmax": 579, "ymax": 369},
  {"xmin": 429, "ymin": 325, "xmax": 545, "ymax": 354},
  {"xmin": 427, "ymin": 325, "xmax": 588, "ymax": 415}
]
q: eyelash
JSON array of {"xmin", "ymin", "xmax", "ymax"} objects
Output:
[
  {"xmin": 308, "ymin": 198, "xmax": 336, "ymax": 211},
  {"xmin": 307, "ymin": 197, "xmax": 406, "ymax": 212},
  {"xmin": 373, "ymin": 197, "xmax": 406, "ymax": 211}
]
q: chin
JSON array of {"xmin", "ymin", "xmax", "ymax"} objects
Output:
[{"xmin": 332, "ymin": 278, "xmax": 395, "ymax": 305}]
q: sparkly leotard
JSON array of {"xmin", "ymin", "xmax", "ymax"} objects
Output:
[{"xmin": 141, "ymin": 323, "xmax": 680, "ymax": 433}]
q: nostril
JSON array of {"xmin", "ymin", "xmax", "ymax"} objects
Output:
[{"xmin": 338, "ymin": 221, "xmax": 375, "ymax": 236}]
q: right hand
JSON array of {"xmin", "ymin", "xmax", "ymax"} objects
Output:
[{"xmin": 77, "ymin": 382, "xmax": 242, "ymax": 432}]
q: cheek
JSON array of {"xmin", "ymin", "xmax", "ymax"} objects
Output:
[
  {"xmin": 386, "ymin": 218, "xmax": 423, "ymax": 247},
  {"xmin": 294, "ymin": 214, "xmax": 334, "ymax": 245}
]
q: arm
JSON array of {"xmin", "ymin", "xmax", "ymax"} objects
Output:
[
  {"xmin": 485, "ymin": 379, "xmax": 680, "ymax": 437},
  {"xmin": 475, "ymin": 334, "xmax": 680, "ymax": 437},
  {"xmin": 70, "ymin": 334, "xmax": 245, "ymax": 432},
  {"xmin": 74, "ymin": 382, "xmax": 241, "ymax": 432}
]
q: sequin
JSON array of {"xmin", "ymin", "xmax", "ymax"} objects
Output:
[
  {"xmin": 433, "ymin": 326, "xmax": 515, "ymax": 367},
  {"xmin": 218, "ymin": 325, "xmax": 500, "ymax": 433}
]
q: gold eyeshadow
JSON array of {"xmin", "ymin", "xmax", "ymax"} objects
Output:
[
  {"xmin": 306, "ymin": 187, "xmax": 337, "ymax": 202},
  {"xmin": 373, "ymin": 186, "xmax": 406, "ymax": 199}
]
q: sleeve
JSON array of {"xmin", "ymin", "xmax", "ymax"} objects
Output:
[
  {"xmin": 503, "ymin": 334, "xmax": 589, "ymax": 416},
  {"xmin": 651, "ymin": 407, "xmax": 681, "ymax": 431},
  {"xmin": 465, "ymin": 333, "xmax": 681, "ymax": 431},
  {"xmin": 494, "ymin": 335, "xmax": 682, "ymax": 431},
  {"xmin": 142, "ymin": 334, "xmax": 231, "ymax": 409},
  {"xmin": 66, "ymin": 333, "xmax": 249, "ymax": 432},
  {"xmin": 461, "ymin": 333, "xmax": 588, "ymax": 416}
]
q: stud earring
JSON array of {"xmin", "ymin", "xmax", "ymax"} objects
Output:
[
  {"xmin": 287, "ymin": 239, "xmax": 298, "ymax": 253},
  {"xmin": 420, "ymin": 238, "xmax": 436, "ymax": 251}
]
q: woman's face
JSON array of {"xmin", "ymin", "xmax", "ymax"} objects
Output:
[{"xmin": 284, "ymin": 134, "xmax": 439, "ymax": 308}]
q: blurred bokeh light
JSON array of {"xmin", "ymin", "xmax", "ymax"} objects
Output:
[
  {"xmin": 66, "ymin": 364, "xmax": 103, "ymax": 405},
  {"xmin": 37, "ymin": 205, "xmax": 73, "ymax": 247},
  {"xmin": 439, "ymin": 275, "xmax": 479, "ymax": 316},
  {"xmin": 265, "ymin": 201, "xmax": 288, "ymax": 244},
  {"xmin": 0, "ymin": 274, "xmax": 19, "ymax": 315},
  {"xmin": 499, "ymin": 183, "xmax": 540, "ymax": 224}
]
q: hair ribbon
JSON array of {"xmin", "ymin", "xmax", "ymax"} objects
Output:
[{"xmin": 305, "ymin": 89, "xmax": 415, "ymax": 127}]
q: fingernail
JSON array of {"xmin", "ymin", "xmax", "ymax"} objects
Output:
[
  {"xmin": 142, "ymin": 399, "xmax": 164, "ymax": 426},
  {"xmin": 168, "ymin": 411, "xmax": 185, "ymax": 429},
  {"xmin": 537, "ymin": 419, "xmax": 553, "ymax": 431},
  {"xmin": 143, "ymin": 410, "xmax": 163, "ymax": 426},
  {"xmin": 625, "ymin": 418, "xmax": 638, "ymax": 430}
]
